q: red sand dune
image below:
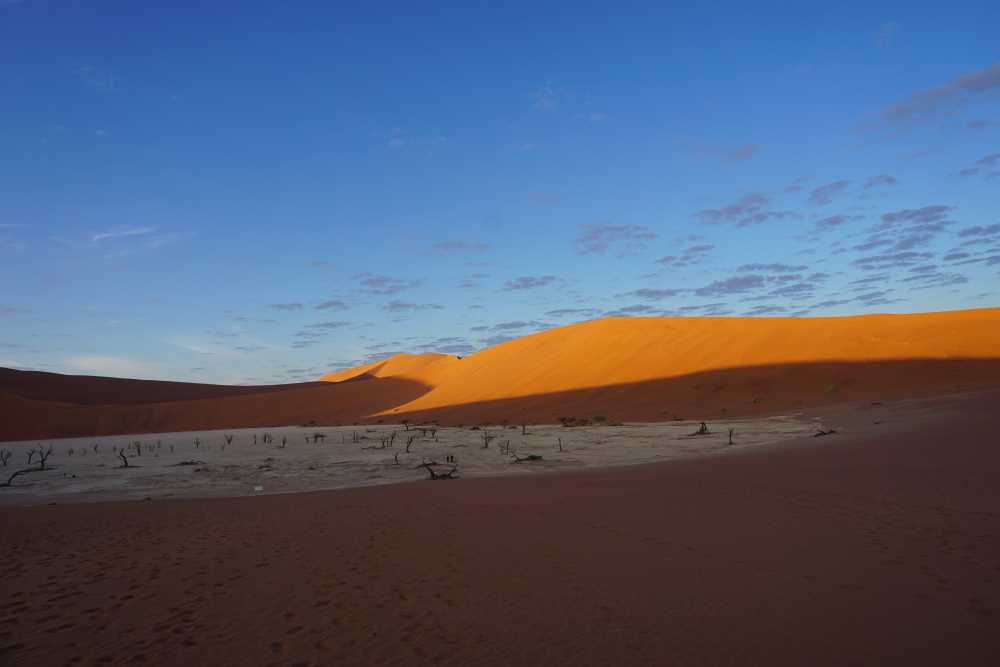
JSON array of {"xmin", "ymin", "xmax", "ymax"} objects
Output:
[
  {"xmin": 2, "ymin": 308, "xmax": 1000, "ymax": 440},
  {"xmin": 2, "ymin": 389, "xmax": 998, "ymax": 665}
]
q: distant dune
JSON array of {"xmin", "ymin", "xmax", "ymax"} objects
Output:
[{"xmin": 3, "ymin": 308, "xmax": 1000, "ymax": 440}]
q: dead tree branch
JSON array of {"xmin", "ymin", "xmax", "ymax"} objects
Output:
[
  {"xmin": 1, "ymin": 468, "xmax": 31, "ymax": 487},
  {"xmin": 419, "ymin": 462, "xmax": 459, "ymax": 480}
]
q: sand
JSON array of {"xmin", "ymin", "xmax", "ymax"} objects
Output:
[
  {"xmin": 3, "ymin": 308, "xmax": 1000, "ymax": 441},
  {"xmin": 0, "ymin": 415, "xmax": 817, "ymax": 506},
  {"xmin": 1, "ymin": 388, "xmax": 998, "ymax": 665}
]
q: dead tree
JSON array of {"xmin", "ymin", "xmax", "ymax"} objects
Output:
[
  {"xmin": 118, "ymin": 449, "xmax": 130, "ymax": 468},
  {"xmin": 690, "ymin": 422, "xmax": 710, "ymax": 436},
  {"xmin": 728, "ymin": 428, "xmax": 735, "ymax": 445},
  {"xmin": 194, "ymin": 438, "xmax": 201, "ymax": 449},
  {"xmin": 521, "ymin": 424, "xmax": 527, "ymax": 435},
  {"xmin": 224, "ymin": 434, "xmax": 233, "ymax": 445},
  {"xmin": 481, "ymin": 430, "xmax": 495, "ymax": 449},
  {"xmin": 405, "ymin": 436, "xmax": 416, "ymax": 453},
  {"xmin": 402, "ymin": 420, "xmax": 410, "ymax": 431},
  {"xmin": 558, "ymin": 437, "xmax": 563, "ymax": 452},
  {"xmin": 0, "ymin": 449, "xmax": 11, "ymax": 467},
  {"xmin": 35, "ymin": 445, "xmax": 53, "ymax": 470},
  {"xmin": 393, "ymin": 453, "xmax": 400, "ymax": 465},
  {"xmin": 280, "ymin": 436, "xmax": 287, "ymax": 448}
]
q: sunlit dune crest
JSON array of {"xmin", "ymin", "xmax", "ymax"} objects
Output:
[{"xmin": 323, "ymin": 308, "xmax": 1000, "ymax": 416}]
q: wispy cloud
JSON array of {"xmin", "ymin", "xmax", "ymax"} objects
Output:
[
  {"xmin": 808, "ymin": 180, "xmax": 851, "ymax": 205},
  {"xmin": 91, "ymin": 226, "xmax": 156, "ymax": 245},
  {"xmin": 736, "ymin": 263, "xmax": 806, "ymax": 273},
  {"xmin": 864, "ymin": 174, "xmax": 898, "ymax": 189},
  {"xmin": 268, "ymin": 303, "xmax": 303, "ymax": 312},
  {"xmin": 879, "ymin": 61, "xmax": 1000, "ymax": 122},
  {"xmin": 695, "ymin": 193, "xmax": 796, "ymax": 227},
  {"xmin": 382, "ymin": 300, "xmax": 444, "ymax": 313},
  {"xmin": 575, "ymin": 224, "xmax": 657, "ymax": 255},
  {"xmin": 315, "ymin": 299, "xmax": 350, "ymax": 311},
  {"xmin": 304, "ymin": 321, "xmax": 351, "ymax": 330},
  {"xmin": 968, "ymin": 119, "xmax": 1000, "ymax": 131},
  {"xmin": 353, "ymin": 272, "xmax": 421, "ymax": 295},
  {"xmin": 503, "ymin": 275, "xmax": 556, "ymax": 290},
  {"xmin": 656, "ymin": 244, "xmax": 713, "ymax": 268}
]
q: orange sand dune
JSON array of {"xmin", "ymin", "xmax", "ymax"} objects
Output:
[
  {"xmin": 2, "ymin": 308, "xmax": 999, "ymax": 440},
  {"xmin": 331, "ymin": 308, "xmax": 1000, "ymax": 421}
]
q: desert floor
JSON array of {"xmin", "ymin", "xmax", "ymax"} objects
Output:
[
  {"xmin": 0, "ymin": 415, "xmax": 818, "ymax": 506},
  {"xmin": 1, "ymin": 389, "xmax": 998, "ymax": 665}
]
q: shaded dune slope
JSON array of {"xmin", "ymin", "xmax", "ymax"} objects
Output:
[
  {"xmin": 3, "ymin": 308, "xmax": 999, "ymax": 440},
  {"xmin": 0, "ymin": 367, "xmax": 325, "ymax": 405}
]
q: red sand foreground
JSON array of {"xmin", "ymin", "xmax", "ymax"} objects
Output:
[
  {"xmin": 3, "ymin": 308, "xmax": 1000, "ymax": 441},
  {"xmin": 1, "ymin": 389, "xmax": 998, "ymax": 666}
]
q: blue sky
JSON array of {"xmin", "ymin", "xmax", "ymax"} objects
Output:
[{"xmin": 1, "ymin": 1, "xmax": 998, "ymax": 383}]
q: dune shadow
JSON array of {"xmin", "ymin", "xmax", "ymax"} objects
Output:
[
  {"xmin": 3, "ymin": 357, "xmax": 1000, "ymax": 441},
  {"xmin": 378, "ymin": 357, "xmax": 1000, "ymax": 425}
]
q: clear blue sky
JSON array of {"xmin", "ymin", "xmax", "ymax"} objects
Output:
[{"xmin": 1, "ymin": 1, "xmax": 998, "ymax": 383}]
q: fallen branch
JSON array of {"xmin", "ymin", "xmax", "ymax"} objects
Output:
[
  {"xmin": 1, "ymin": 468, "xmax": 31, "ymax": 487},
  {"xmin": 419, "ymin": 462, "xmax": 458, "ymax": 480}
]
